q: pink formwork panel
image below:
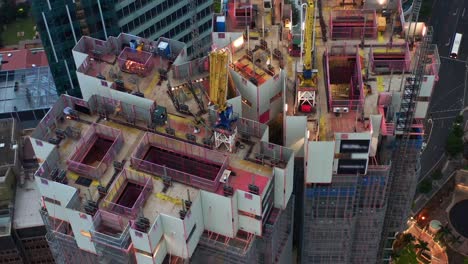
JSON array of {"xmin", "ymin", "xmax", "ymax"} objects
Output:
[
  {"xmin": 130, "ymin": 132, "xmax": 228, "ymax": 192},
  {"xmin": 325, "ymin": 48, "xmax": 364, "ymax": 111},
  {"xmin": 100, "ymin": 169, "xmax": 153, "ymax": 219},
  {"xmin": 67, "ymin": 123, "xmax": 124, "ymax": 179}
]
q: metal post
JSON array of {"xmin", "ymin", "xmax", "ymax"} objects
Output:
[
  {"xmin": 97, "ymin": 0, "xmax": 108, "ymax": 40},
  {"xmin": 262, "ymin": 12, "xmax": 265, "ymax": 40},
  {"xmin": 300, "ymin": 3, "xmax": 307, "ymax": 69},
  {"xmin": 312, "ymin": 0, "xmax": 318, "ymax": 67}
]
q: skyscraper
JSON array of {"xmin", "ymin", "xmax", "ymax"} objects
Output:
[{"xmin": 31, "ymin": 0, "xmax": 213, "ymax": 96}]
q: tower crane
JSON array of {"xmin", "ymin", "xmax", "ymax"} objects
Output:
[
  {"xmin": 297, "ymin": 0, "xmax": 318, "ymax": 113},
  {"xmin": 208, "ymin": 49, "xmax": 238, "ymax": 152}
]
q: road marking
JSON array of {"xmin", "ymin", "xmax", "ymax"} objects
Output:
[
  {"xmin": 429, "ymin": 109, "xmax": 462, "ymax": 114},
  {"xmin": 445, "ymin": 38, "xmax": 451, "ymax": 46},
  {"xmin": 439, "ymin": 56, "xmax": 466, "ymax": 63},
  {"xmin": 432, "ymin": 116, "xmax": 459, "ymax": 120},
  {"xmin": 419, "ymin": 154, "xmax": 445, "ymax": 182}
]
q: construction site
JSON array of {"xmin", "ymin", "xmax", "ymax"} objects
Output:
[
  {"xmin": 27, "ymin": 0, "xmax": 442, "ymax": 263},
  {"xmin": 283, "ymin": 0, "xmax": 440, "ymax": 263}
]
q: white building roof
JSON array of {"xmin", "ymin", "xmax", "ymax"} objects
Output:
[{"xmin": 13, "ymin": 178, "xmax": 44, "ymax": 229}]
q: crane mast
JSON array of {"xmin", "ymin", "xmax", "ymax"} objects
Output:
[
  {"xmin": 208, "ymin": 49, "xmax": 238, "ymax": 152},
  {"xmin": 297, "ymin": 0, "xmax": 318, "ymax": 113},
  {"xmin": 209, "ymin": 49, "xmax": 229, "ymax": 112},
  {"xmin": 303, "ymin": 0, "xmax": 315, "ymax": 79}
]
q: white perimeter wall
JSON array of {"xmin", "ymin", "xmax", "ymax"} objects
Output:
[
  {"xmin": 273, "ymin": 155, "xmax": 294, "ymax": 209},
  {"xmin": 67, "ymin": 211, "xmax": 96, "ymax": 253},
  {"xmin": 35, "ymin": 177, "xmax": 78, "ymax": 221},
  {"xmin": 30, "ymin": 138, "xmax": 55, "ymax": 161},
  {"xmin": 184, "ymin": 194, "xmax": 204, "ymax": 257},
  {"xmin": 227, "ymin": 96, "xmax": 242, "ymax": 118},
  {"xmin": 284, "ymin": 116, "xmax": 307, "ymax": 157},
  {"xmin": 237, "ymin": 191, "xmax": 262, "ymax": 235},
  {"xmin": 72, "ymin": 50, "xmax": 88, "ymax": 69},
  {"xmin": 161, "ymin": 214, "xmax": 186, "ymax": 258},
  {"xmin": 229, "ymin": 68, "xmax": 258, "ymax": 121},
  {"xmin": 306, "ymin": 141, "xmax": 335, "ymax": 183},
  {"xmin": 200, "ymin": 190, "xmax": 234, "ymax": 237},
  {"xmin": 419, "ymin": 75, "xmax": 435, "ymax": 97},
  {"xmin": 77, "ymin": 72, "xmax": 155, "ymax": 111},
  {"xmin": 148, "ymin": 216, "xmax": 164, "ymax": 253}
]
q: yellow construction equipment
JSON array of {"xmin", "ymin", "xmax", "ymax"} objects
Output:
[
  {"xmin": 156, "ymin": 193, "xmax": 183, "ymax": 205},
  {"xmin": 297, "ymin": 0, "xmax": 318, "ymax": 113},
  {"xmin": 209, "ymin": 49, "xmax": 229, "ymax": 112},
  {"xmin": 303, "ymin": 0, "xmax": 315, "ymax": 78}
]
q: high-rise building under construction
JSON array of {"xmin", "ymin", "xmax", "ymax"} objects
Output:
[
  {"xmin": 31, "ymin": 0, "xmax": 213, "ymax": 96},
  {"xmin": 283, "ymin": 0, "xmax": 440, "ymax": 263},
  {"xmin": 30, "ymin": 0, "xmax": 441, "ymax": 263}
]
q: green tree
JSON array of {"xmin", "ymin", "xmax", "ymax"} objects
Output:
[
  {"xmin": 414, "ymin": 239, "xmax": 429, "ymax": 258},
  {"xmin": 454, "ymin": 115, "xmax": 464, "ymax": 125},
  {"xmin": 402, "ymin": 233, "xmax": 416, "ymax": 245},
  {"xmin": 418, "ymin": 178, "xmax": 433, "ymax": 194},
  {"xmin": 431, "ymin": 169, "xmax": 443, "ymax": 180},
  {"xmin": 16, "ymin": 3, "xmax": 30, "ymax": 18},
  {"xmin": 446, "ymin": 132, "xmax": 463, "ymax": 157},
  {"xmin": 0, "ymin": 0, "xmax": 16, "ymax": 25}
]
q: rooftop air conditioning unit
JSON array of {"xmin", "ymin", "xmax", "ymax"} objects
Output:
[{"xmin": 342, "ymin": 107, "xmax": 349, "ymax": 113}]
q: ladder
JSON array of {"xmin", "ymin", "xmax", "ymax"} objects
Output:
[
  {"xmin": 386, "ymin": 26, "xmax": 433, "ymax": 231},
  {"xmin": 405, "ymin": 0, "xmax": 423, "ymax": 42}
]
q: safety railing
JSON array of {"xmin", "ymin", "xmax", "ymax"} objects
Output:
[
  {"xmin": 100, "ymin": 169, "xmax": 153, "ymax": 218},
  {"xmin": 131, "ymin": 132, "xmax": 228, "ymax": 192},
  {"xmin": 66, "ymin": 123, "xmax": 123, "ymax": 179},
  {"xmin": 378, "ymin": 106, "xmax": 395, "ymax": 136},
  {"xmin": 90, "ymin": 210, "xmax": 132, "ymax": 251},
  {"xmin": 330, "ymin": 9, "xmax": 377, "ymax": 40},
  {"xmin": 237, "ymin": 118, "xmax": 268, "ymax": 139}
]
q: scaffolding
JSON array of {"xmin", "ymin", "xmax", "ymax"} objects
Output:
[
  {"xmin": 379, "ymin": 27, "xmax": 433, "ymax": 262},
  {"xmin": 193, "ymin": 197, "xmax": 294, "ymax": 264},
  {"xmin": 302, "ymin": 164, "xmax": 391, "ymax": 263},
  {"xmin": 66, "ymin": 123, "xmax": 123, "ymax": 179},
  {"xmin": 330, "ymin": 9, "xmax": 377, "ymax": 40},
  {"xmin": 100, "ymin": 169, "xmax": 153, "ymax": 219},
  {"xmin": 41, "ymin": 209, "xmax": 99, "ymax": 264},
  {"xmin": 324, "ymin": 46, "xmax": 364, "ymax": 111},
  {"xmin": 369, "ymin": 43, "xmax": 411, "ymax": 74},
  {"xmin": 131, "ymin": 132, "xmax": 228, "ymax": 192}
]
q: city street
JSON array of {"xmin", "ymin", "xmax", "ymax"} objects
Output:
[{"xmin": 419, "ymin": 0, "xmax": 468, "ymax": 180}]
